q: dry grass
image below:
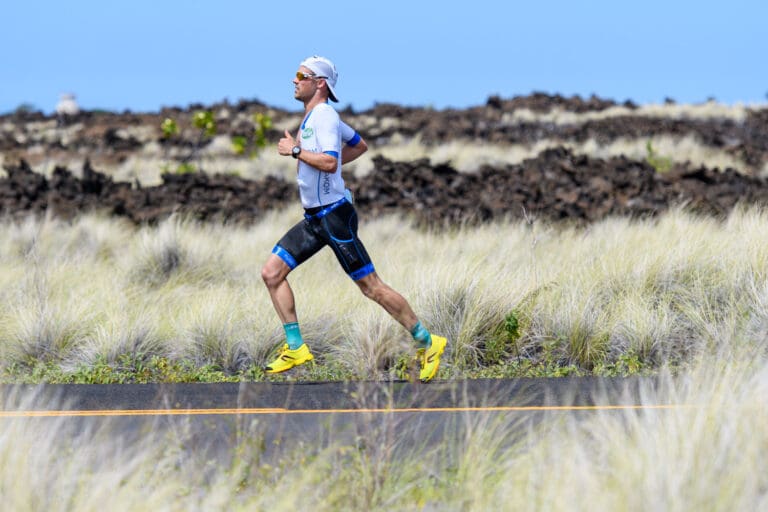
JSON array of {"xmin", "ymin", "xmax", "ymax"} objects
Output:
[
  {"xmin": 0, "ymin": 203, "xmax": 766, "ymax": 509},
  {"xmin": 502, "ymin": 100, "xmax": 759, "ymax": 124},
  {"xmin": 0, "ymin": 205, "xmax": 766, "ymax": 380}
]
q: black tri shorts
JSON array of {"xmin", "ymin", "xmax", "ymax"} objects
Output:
[{"xmin": 271, "ymin": 197, "xmax": 375, "ymax": 281}]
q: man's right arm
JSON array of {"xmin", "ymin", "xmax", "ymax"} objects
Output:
[{"xmin": 278, "ymin": 128, "xmax": 338, "ymax": 173}]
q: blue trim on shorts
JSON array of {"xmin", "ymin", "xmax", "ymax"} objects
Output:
[
  {"xmin": 304, "ymin": 197, "xmax": 348, "ymax": 220},
  {"xmin": 272, "ymin": 245, "xmax": 297, "ymax": 269},
  {"xmin": 349, "ymin": 263, "xmax": 375, "ymax": 281},
  {"xmin": 323, "ymin": 150, "xmax": 339, "ymax": 158}
]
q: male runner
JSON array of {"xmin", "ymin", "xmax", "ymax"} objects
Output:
[{"xmin": 262, "ymin": 55, "xmax": 447, "ymax": 382}]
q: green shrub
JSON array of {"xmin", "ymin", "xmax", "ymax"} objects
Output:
[{"xmin": 646, "ymin": 139, "xmax": 673, "ymax": 173}]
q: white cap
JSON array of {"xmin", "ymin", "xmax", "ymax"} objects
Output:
[{"xmin": 300, "ymin": 55, "xmax": 339, "ymax": 102}]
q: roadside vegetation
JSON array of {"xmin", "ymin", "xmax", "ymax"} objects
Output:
[
  {"xmin": 1, "ymin": 206, "xmax": 767, "ymax": 510},
  {"xmin": 1, "ymin": 205, "xmax": 767, "ymax": 383}
]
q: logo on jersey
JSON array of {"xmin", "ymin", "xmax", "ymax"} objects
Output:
[{"xmin": 302, "ymin": 127, "xmax": 314, "ymax": 139}]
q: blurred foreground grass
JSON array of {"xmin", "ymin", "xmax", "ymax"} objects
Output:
[{"xmin": 1, "ymin": 358, "xmax": 766, "ymax": 511}]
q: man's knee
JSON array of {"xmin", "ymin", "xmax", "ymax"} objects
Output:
[
  {"xmin": 262, "ymin": 257, "xmax": 288, "ymax": 288},
  {"xmin": 260, "ymin": 264, "xmax": 274, "ymax": 286}
]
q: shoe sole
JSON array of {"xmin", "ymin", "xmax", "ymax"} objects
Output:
[
  {"xmin": 265, "ymin": 353, "xmax": 314, "ymax": 374},
  {"xmin": 420, "ymin": 335, "xmax": 447, "ymax": 382}
]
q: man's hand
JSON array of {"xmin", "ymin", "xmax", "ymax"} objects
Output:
[
  {"xmin": 278, "ymin": 128, "xmax": 337, "ymax": 172},
  {"xmin": 278, "ymin": 129, "xmax": 296, "ymax": 156}
]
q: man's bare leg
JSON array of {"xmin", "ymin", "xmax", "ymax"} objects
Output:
[
  {"xmin": 355, "ymin": 271, "xmax": 448, "ymax": 381},
  {"xmin": 354, "ymin": 272, "xmax": 419, "ymax": 330},
  {"xmin": 261, "ymin": 253, "xmax": 297, "ymax": 324},
  {"xmin": 261, "ymin": 254, "xmax": 315, "ymax": 373}
]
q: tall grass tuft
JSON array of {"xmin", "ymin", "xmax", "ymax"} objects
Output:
[{"xmin": 169, "ymin": 285, "xmax": 257, "ymax": 372}]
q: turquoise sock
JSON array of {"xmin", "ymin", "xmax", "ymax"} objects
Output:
[
  {"xmin": 284, "ymin": 322, "xmax": 304, "ymax": 350},
  {"xmin": 410, "ymin": 320, "xmax": 432, "ymax": 349}
]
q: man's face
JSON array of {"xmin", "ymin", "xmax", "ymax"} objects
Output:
[{"xmin": 293, "ymin": 66, "xmax": 319, "ymax": 102}]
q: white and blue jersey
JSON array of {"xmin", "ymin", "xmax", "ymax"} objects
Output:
[{"xmin": 297, "ymin": 103, "xmax": 359, "ymax": 209}]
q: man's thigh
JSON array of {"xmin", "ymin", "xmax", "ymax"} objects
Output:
[{"xmin": 273, "ymin": 219, "xmax": 325, "ymax": 270}]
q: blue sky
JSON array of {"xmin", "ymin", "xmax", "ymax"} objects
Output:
[{"xmin": 2, "ymin": 0, "xmax": 766, "ymax": 115}]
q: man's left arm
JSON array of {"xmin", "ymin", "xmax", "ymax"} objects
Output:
[
  {"xmin": 342, "ymin": 136, "xmax": 368, "ymax": 164},
  {"xmin": 340, "ymin": 120, "xmax": 368, "ymax": 164}
]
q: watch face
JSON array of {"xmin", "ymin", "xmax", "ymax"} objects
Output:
[{"xmin": 292, "ymin": 146, "xmax": 301, "ymax": 157}]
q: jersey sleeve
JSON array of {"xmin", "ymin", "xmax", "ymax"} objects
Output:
[
  {"xmin": 340, "ymin": 120, "xmax": 361, "ymax": 146},
  {"xmin": 313, "ymin": 105, "xmax": 341, "ymax": 157}
]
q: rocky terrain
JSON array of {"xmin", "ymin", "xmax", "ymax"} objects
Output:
[{"xmin": 1, "ymin": 93, "xmax": 768, "ymax": 226}]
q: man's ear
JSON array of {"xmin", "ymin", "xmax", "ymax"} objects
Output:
[{"xmin": 318, "ymin": 79, "xmax": 329, "ymax": 96}]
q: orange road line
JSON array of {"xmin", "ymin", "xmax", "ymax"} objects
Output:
[{"xmin": 0, "ymin": 404, "xmax": 694, "ymax": 418}]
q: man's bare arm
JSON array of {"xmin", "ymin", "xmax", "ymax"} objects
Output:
[
  {"xmin": 278, "ymin": 129, "xmax": 339, "ymax": 173},
  {"xmin": 342, "ymin": 136, "xmax": 368, "ymax": 165}
]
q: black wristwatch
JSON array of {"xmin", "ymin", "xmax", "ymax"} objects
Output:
[{"xmin": 291, "ymin": 145, "xmax": 301, "ymax": 159}]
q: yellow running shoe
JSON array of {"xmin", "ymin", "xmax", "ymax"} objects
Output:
[
  {"xmin": 419, "ymin": 335, "xmax": 447, "ymax": 382},
  {"xmin": 265, "ymin": 343, "xmax": 314, "ymax": 374}
]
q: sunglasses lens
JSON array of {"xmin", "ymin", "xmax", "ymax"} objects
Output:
[{"xmin": 296, "ymin": 72, "xmax": 312, "ymax": 80}]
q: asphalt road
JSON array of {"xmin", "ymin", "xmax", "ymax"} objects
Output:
[
  {"xmin": 0, "ymin": 376, "xmax": 675, "ymax": 411},
  {"xmin": 0, "ymin": 378, "xmax": 682, "ymax": 462}
]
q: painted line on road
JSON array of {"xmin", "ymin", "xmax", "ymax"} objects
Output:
[{"xmin": 0, "ymin": 403, "xmax": 694, "ymax": 418}]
